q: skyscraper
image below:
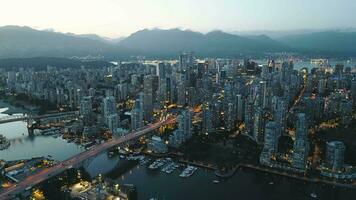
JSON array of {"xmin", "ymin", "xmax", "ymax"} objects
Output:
[
  {"xmin": 143, "ymin": 75, "xmax": 159, "ymax": 121},
  {"xmin": 260, "ymin": 121, "xmax": 279, "ymax": 165},
  {"xmin": 253, "ymin": 107, "xmax": 265, "ymax": 144},
  {"xmin": 292, "ymin": 113, "xmax": 310, "ymax": 171},
  {"xmin": 107, "ymin": 114, "xmax": 120, "ymax": 132},
  {"xmin": 178, "ymin": 109, "xmax": 193, "ymax": 140},
  {"xmin": 202, "ymin": 104, "xmax": 214, "ymax": 133},
  {"xmin": 325, "ymin": 141, "xmax": 345, "ymax": 171},
  {"xmin": 103, "ymin": 96, "xmax": 118, "ymax": 131},
  {"xmin": 103, "ymin": 96, "xmax": 117, "ymax": 117},
  {"xmin": 236, "ymin": 94, "xmax": 244, "ymax": 121},
  {"xmin": 258, "ymin": 81, "xmax": 267, "ymax": 108},
  {"xmin": 179, "ymin": 52, "xmax": 194, "ymax": 71},
  {"xmin": 131, "ymin": 99, "xmax": 144, "ymax": 131}
]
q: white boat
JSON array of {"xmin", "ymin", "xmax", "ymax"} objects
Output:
[
  {"xmin": 148, "ymin": 159, "xmax": 166, "ymax": 170},
  {"xmin": 213, "ymin": 180, "xmax": 220, "ymax": 184},
  {"xmin": 310, "ymin": 192, "xmax": 317, "ymax": 198},
  {"xmin": 179, "ymin": 166, "xmax": 198, "ymax": 177}
]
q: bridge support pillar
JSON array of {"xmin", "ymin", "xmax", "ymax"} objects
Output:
[{"xmin": 28, "ymin": 128, "xmax": 34, "ymax": 136}]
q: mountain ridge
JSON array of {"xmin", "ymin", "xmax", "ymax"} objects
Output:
[{"xmin": 0, "ymin": 25, "xmax": 355, "ymax": 59}]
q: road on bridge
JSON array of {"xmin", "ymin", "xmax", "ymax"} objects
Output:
[{"xmin": 0, "ymin": 116, "xmax": 176, "ymax": 199}]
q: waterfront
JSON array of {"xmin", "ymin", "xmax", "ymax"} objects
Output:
[
  {"xmin": 112, "ymin": 162, "xmax": 355, "ymax": 200},
  {"xmin": 1, "ymin": 107, "xmax": 356, "ymax": 200}
]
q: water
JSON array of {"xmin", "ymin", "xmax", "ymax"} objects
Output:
[
  {"xmin": 116, "ymin": 164, "xmax": 355, "ymax": 200},
  {"xmin": 0, "ymin": 106, "xmax": 355, "ymax": 200},
  {"xmin": 0, "ymin": 109, "xmax": 85, "ymax": 161}
]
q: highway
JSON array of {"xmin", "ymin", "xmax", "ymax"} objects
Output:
[{"xmin": 0, "ymin": 116, "xmax": 176, "ymax": 199}]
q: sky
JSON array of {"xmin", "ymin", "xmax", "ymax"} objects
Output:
[{"xmin": 0, "ymin": 0, "xmax": 355, "ymax": 38}]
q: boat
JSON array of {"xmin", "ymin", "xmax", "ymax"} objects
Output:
[
  {"xmin": 310, "ymin": 192, "xmax": 317, "ymax": 198},
  {"xmin": 268, "ymin": 182, "xmax": 274, "ymax": 185},
  {"xmin": 148, "ymin": 159, "xmax": 166, "ymax": 170},
  {"xmin": 179, "ymin": 166, "xmax": 198, "ymax": 177},
  {"xmin": 213, "ymin": 180, "xmax": 220, "ymax": 184}
]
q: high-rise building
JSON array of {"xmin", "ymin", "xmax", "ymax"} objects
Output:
[
  {"xmin": 225, "ymin": 103, "xmax": 236, "ymax": 132},
  {"xmin": 202, "ymin": 104, "xmax": 214, "ymax": 133},
  {"xmin": 325, "ymin": 141, "xmax": 345, "ymax": 171},
  {"xmin": 103, "ymin": 96, "xmax": 117, "ymax": 117},
  {"xmin": 253, "ymin": 107, "xmax": 265, "ymax": 144},
  {"xmin": 264, "ymin": 121, "xmax": 279, "ymax": 152},
  {"xmin": 143, "ymin": 75, "xmax": 159, "ymax": 121},
  {"xmin": 351, "ymin": 79, "xmax": 356, "ymax": 104},
  {"xmin": 178, "ymin": 109, "xmax": 193, "ymax": 139},
  {"xmin": 156, "ymin": 62, "xmax": 166, "ymax": 79},
  {"xmin": 179, "ymin": 52, "xmax": 194, "ymax": 71},
  {"xmin": 334, "ymin": 64, "xmax": 344, "ymax": 76},
  {"xmin": 177, "ymin": 82, "xmax": 186, "ymax": 106},
  {"xmin": 258, "ymin": 81, "xmax": 267, "ymax": 108},
  {"xmin": 236, "ymin": 94, "xmax": 244, "ymax": 121},
  {"xmin": 115, "ymin": 83, "xmax": 128, "ymax": 101},
  {"xmin": 107, "ymin": 114, "xmax": 120, "ymax": 132},
  {"xmin": 292, "ymin": 113, "xmax": 310, "ymax": 171},
  {"xmin": 274, "ymin": 97, "xmax": 287, "ymax": 135},
  {"xmin": 318, "ymin": 79, "xmax": 326, "ymax": 95},
  {"xmin": 103, "ymin": 96, "xmax": 118, "ymax": 129},
  {"xmin": 80, "ymin": 96, "xmax": 92, "ymax": 118},
  {"xmin": 131, "ymin": 99, "xmax": 144, "ymax": 131},
  {"xmin": 244, "ymin": 100, "xmax": 254, "ymax": 136},
  {"xmin": 6, "ymin": 71, "xmax": 16, "ymax": 89},
  {"xmin": 147, "ymin": 136, "xmax": 168, "ymax": 154},
  {"xmin": 260, "ymin": 121, "xmax": 279, "ymax": 165}
]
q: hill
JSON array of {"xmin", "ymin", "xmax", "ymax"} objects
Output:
[
  {"xmin": 278, "ymin": 31, "xmax": 356, "ymax": 54},
  {"xmin": 119, "ymin": 29, "xmax": 289, "ymax": 56}
]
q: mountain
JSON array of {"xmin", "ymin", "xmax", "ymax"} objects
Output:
[
  {"xmin": 68, "ymin": 33, "xmax": 112, "ymax": 44},
  {"xmin": 0, "ymin": 57, "xmax": 115, "ymax": 70},
  {"xmin": 118, "ymin": 29, "xmax": 289, "ymax": 56},
  {"xmin": 109, "ymin": 36, "xmax": 126, "ymax": 43},
  {"xmin": 2, "ymin": 26, "xmax": 355, "ymax": 59},
  {"xmin": 232, "ymin": 27, "xmax": 356, "ymax": 39},
  {"xmin": 70, "ymin": 34, "xmax": 125, "ymax": 44},
  {"xmin": 0, "ymin": 25, "xmax": 116, "ymax": 58},
  {"xmin": 277, "ymin": 31, "xmax": 356, "ymax": 54}
]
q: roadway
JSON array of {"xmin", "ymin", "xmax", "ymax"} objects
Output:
[{"xmin": 0, "ymin": 116, "xmax": 176, "ymax": 199}]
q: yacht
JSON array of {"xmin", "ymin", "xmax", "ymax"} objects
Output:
[
  {"xmin": 310, "ymin": 192, "xmax": 317, "ymax": 198},
  {"xmin": 179, "ymin": 166, "xmax": 198, "ymax": 177}
]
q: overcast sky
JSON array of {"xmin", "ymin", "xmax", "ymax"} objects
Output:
[{"xmin": 1, "ymin": 0, "xmax": 355, "ymax": 38}]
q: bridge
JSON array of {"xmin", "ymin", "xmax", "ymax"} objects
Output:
[
  {"xmin": 0, "ymin": 111, "xmax": 77, "ymax": 124},
  {"xmin": 0, "ymin": 116, "xmax": 176, "ymax": 199}
]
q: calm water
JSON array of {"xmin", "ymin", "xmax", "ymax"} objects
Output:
[{"xmin": 0, "ymin": 107, "xmax": 354, "ymax": 200}]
